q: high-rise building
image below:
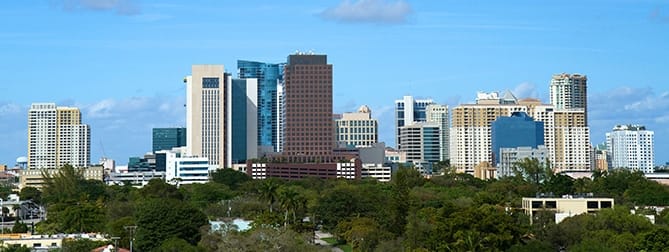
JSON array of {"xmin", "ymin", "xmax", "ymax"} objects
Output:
[
  {"xmin": 28, "ymin": 103, "xmax": 90, "ymax": 168},
  {"xmin": 399, "ymin": 122, "xmax": 441, "ymax": 163},
  {"xmin": 335, "ymin": 105, "xmax": 378, "ymax": 148},
  {"xmin": 246, "ymin": 53, "xmax": 362, "ymax": 180},
  {"xmin": 606, "ymin": 124, "xmax": 654, "ymax": 173},
  {"xmin": 491, "ymin": 112, "xmax": 545, "ymax": 165},
  {"xmin": 553, "ymin": 110, "xmax": 590, "ymax": 171},
  {"xmin": 426, "ymin": 104, "xmax": 449, "ymax": 161},
  {"xmin": 152, "ymin": 128, "xmax": 186, "ymax": 152},
  {"xmin": 550, "ymin": 73, "xmax": 588, "ymax": 123},
  {"xmin": 395, "ymin": 96, "xmax": 435, "ymax": 149},
  {"xmin": 237, "ymin": 60, "xmax": 285, "ymax": 152},
  {"xmin": 229, "ymin": 78, "xmax": 258, "ymax": 164},
  {"xmin": 281, "ymin": 54, "xmax": 334, "ymax": 162},
  {"xmin": 185, "ymin": 65, "xmax": 230, "ymax": 168}
]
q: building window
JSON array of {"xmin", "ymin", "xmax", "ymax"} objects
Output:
[{"xmin": 203, "ymin": 78, "xmax": 219, "ymax": 88}]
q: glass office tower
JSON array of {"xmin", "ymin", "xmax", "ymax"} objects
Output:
[{"xmin": 238, "ymin": 60, "xmax": 285, "ymax": 152}]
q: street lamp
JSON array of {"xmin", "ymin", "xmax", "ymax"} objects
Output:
[
  {"xmin": 124, "ymin": 225, "xmax": 137, "ymax": 252},
  {"xmin": 111, "ymin": 236, "xmax": 120, "ymax": 252}
]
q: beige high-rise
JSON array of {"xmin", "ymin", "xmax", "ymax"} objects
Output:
[
  {"xmin": 186, "ymin": 65, "xmax": 229, "ymax": 168},
  {"xmin": 28, "ymin": 103, "xmax": 90, "ymax": 169}
]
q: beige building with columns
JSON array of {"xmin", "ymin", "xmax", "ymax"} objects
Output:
[{"xmin": 185, "ymin": 65, "xmax": 229, "ymax": 168}]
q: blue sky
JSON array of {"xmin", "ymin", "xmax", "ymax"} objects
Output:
[{"xmin": 1, "ymin": 0, "xmax": 668, "ymax": 166}]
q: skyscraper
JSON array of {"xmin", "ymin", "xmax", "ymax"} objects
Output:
[
  {"xmin": 152, "ymin": 128, "xmax": 186, "ymax": 152},
  {"xmin": 229, "ymin": 78, "xmax": 258, "ymax": 164},
  {"xmin": 550, "ymin": 73, "xmax": 588, "ymax": 123},
  {"xmin": 395, "ymin": 96, "xmax": 435, "ymax": 149},
  {"xmin": 28, "ymin": 103, "xmax": 90, "ymax": 168},
  {"xmin": 606, "ymin": 124, "xmax": 654, "ymax": 173},
  {"xmin": 185, "ymin": 65, "xmax": 230, "ymax": 168},
  {"xmin": 335, "ymin": 105, "xmax": 378, "ymax": 148},
  {"xmin": 237, "ymin": 60, "xmax": 285, "ymax": 152},
  {"xmin": 281, "ymin": 53, "xmax": 334, "ymax": 162}
]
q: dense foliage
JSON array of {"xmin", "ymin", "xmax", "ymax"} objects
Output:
[{"xmin": 24, "ymin": 162, "xmax": 669, "ymax": 251}]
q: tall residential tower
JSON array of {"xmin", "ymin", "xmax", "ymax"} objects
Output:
[
  {"xmin": 606, "ymin": 125, "xmax": 654, "ymax": 173},
  {"xmin": 28, "ymin": 103, "xmax": 90, "ymax": 168},
  {"xmin": 550, "ymin": 73, "xmax": 588, "ymax": 123}
]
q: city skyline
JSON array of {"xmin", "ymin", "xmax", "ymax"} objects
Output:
[{"xmin": 1, "ymin": 0, "xmax": 669, "ymax": 165}]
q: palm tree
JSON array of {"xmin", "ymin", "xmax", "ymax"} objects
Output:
[
  {"xmin": 257, "ymin": 179, "xmax": 280, "ymax": 213},
  {"xmin": 277, "ymin": 186, "xmax": 306, "ymax": 227}
]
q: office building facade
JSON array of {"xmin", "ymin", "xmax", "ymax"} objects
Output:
[
  {"xmin": 498, "ymin": 146, "xmax": 549, "ymax": 178},
  {"xmin": 229, "ymin": 78, "xmax": 259, "ymax": 164},
  {"xmin": 395, "ymin": 96, "xmax": 435, "ymax": 149},
  {"xmin": 237, "ymin": 60, "xmax": 285, "ymax": 152},
  {"xmin": 152, "ymin": 128, "xmax": 186, "ymax": 152},
  {"xmin": 399, "ymin": 122, "xmax": 441, "ymax": 163},
  {"xmin": 28, "ymin": 103, "xmax": 90, "ymax": 169},
  {"xmin": 335, "ymin": 105, "xmax": 378, "ymax": 148},
  {"xmin": 185, "ymin": 65, "xmax": 230, "ymax": 168},
  {"xmin": 281, "ymin": 54, "xmax": 334, "ymax": 162},
  {"xmin": 606, "ymin": 124, "xmax": 654, "ymax": 173}
]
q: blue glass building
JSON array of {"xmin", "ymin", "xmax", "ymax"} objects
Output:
[
  {"xmin": 231, "ymin": 78, "xmax": 249, "ymax": 164},
  {"xmin": 238, "ymin": 60, "xmax": 285, "ymax": 152},
  {"xmin": 491, "ymin": 112, "xmax": 545, "ymax": 165},
  {"xmin": 152, "ymin": 128, "xmax": 186, "ymax": 152}
]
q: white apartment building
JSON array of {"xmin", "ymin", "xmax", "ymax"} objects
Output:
[
  {"xmin": 606, "ymin": 124, "xmax": 655, "ymax": 173},
  {"xmin": 335, "ymin": 105, "xmax": 378, "ymax": 147},
  {"xmin": 28, "ymin": 103, "xmax": 90, "ymax": 169}
]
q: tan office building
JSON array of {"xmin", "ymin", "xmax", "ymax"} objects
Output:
[
  {"xmin": 185, "ymin": 65, "xmax": 229, "ymax": 168},
  {"xmin": 335, "ymin": 105, "xmax": 378, "ymax": 148}
]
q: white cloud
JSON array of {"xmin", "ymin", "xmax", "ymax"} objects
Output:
[
  {"xmin": 320, "ymin": 0, "xmax": 412, "ymax": 24},
  {"xmin": 52, "ymin": 0, "xmax": 141, "ymax": 15},
  {"xmin": 0, "ymin": 103, "xmax": 22, "ymax": 116},
  {"xmin": 87, "ymin": 99, "xmax": 117, "ymax": 118},
  {"xmin": 512, "ymin": 82, "xmax": 540, "ymax": 100}
]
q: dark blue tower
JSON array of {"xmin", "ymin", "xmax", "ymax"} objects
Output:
[{"xmin": 491, "ymin": 112, "xmax": 544, "ymax": 165}]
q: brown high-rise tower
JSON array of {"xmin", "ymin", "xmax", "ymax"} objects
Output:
[{"xmin": 282, "ymin": 54, "xmax": 334, "ymax": 162}]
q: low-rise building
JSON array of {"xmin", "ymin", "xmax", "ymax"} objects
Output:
[
  {"xmin": 19, "ymin": 166, "xmax": 104, "ymax": 189},
  {"xmin": 106, "ymin": 171, "xmax": 166, "ymax": 187},
  {"xmin": 522, "ymin": 195, "xmax": 614, "ymax": 223}
]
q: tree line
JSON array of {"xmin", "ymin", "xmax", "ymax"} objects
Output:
[{"xmin": 5, "ymin": 161, "xmax": 669, "ymax": 251}]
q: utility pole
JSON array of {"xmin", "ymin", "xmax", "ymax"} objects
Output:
[{"xmin": 124, "ymin": 225, "xmax": 137, "ymax": 252}]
